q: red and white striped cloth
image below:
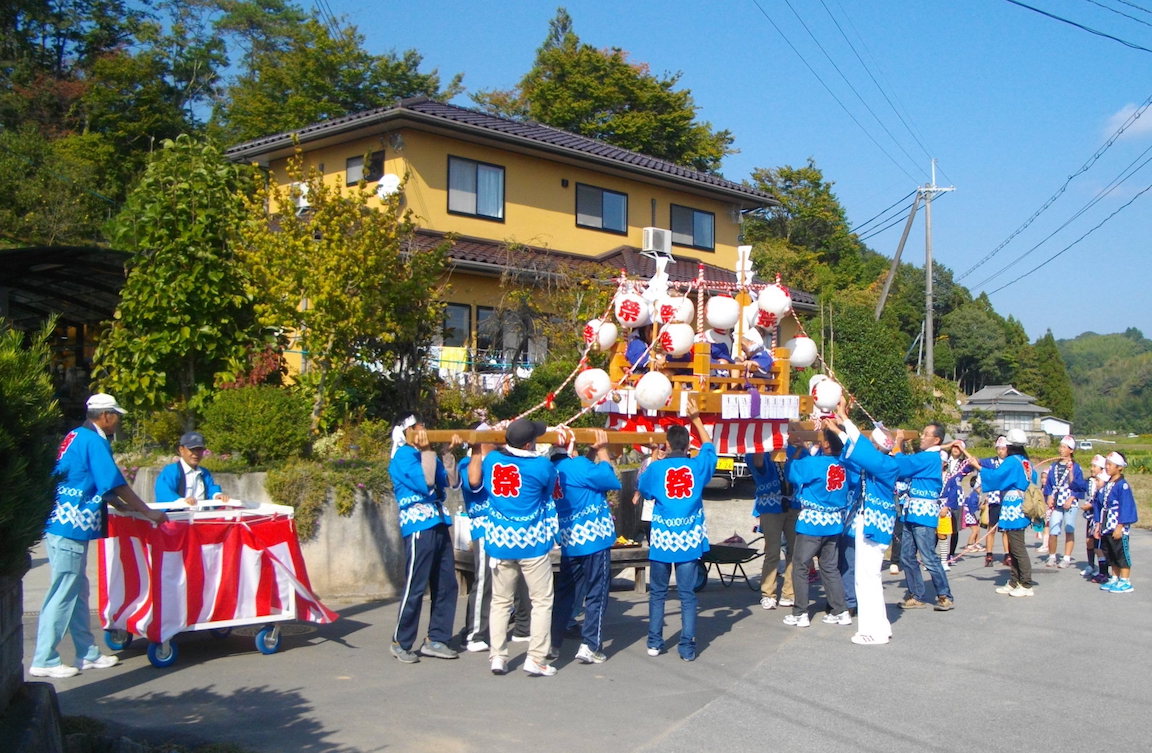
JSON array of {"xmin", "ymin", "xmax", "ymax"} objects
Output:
[
  {"xmin": 605, "ymin": 414, "xmax": 788, "ymax": 453},
  {"xmin": 98, "ymin": 513, "xmax": 338, "ymax": 644}
]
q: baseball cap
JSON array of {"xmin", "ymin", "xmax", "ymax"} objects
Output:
[
  {"xmin": 180, "ymin": 431, "xmax": 207, "ymax": 449},
  {"xmin": 86, "ymin": 393, "xmax": 126, "ymax": 414},
  {"xmin": 505, "ymin": 419, "xmax": 547, "ymax": 448}
]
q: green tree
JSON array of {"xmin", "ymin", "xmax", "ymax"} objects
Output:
[
  {"xmin": 0, "ymin": 318, "xmax": 61, "ymax": 575},
  {"xmin": 1016, "ymin": 330, "xmax": 1074, "ymax": 421},
  {"xmin": 235, "ymin": 152, "xmax": 449, "ymax": 430},
  {"xmin": 818, "ymin": 304, "xmax": 914, "ymax": 426},
  {"xmin": 940, "ymin": 295, "xmax": 1015, "ymax": 393},
  {"xmin": 93, "ymin": 136, "xmax": 260, "ymax": 417},
  {"xmin": 211, "ymin": 5, "xmax": 461, "ymax": 143},
  {"xmin": 745, "ymin": 160, "xmax": 887, "ymax": 295},
  {"xmin": 473, "ymin": 7, "xmax": 733, "ymax": 173}
]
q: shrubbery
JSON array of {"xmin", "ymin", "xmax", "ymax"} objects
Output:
[
  {"xmin": 201, "ymin": 386, "xmax": 312, "ymax": 466},
  {"xmin": 0, "ymin": 321, "xmax": 61, "ymax": 575}
]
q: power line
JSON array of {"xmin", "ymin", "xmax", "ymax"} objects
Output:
[
  {"xmin": 956, "ymin": 90, "xmax": 1152, "ymax": 281},
  {"xmin": 1081, "ymin": 0, "xmax": 1152, "ymax": 28},
  {"xmin": 971, "ymin": 144, "xmax": 1152, "ymax": 289},
  {"xmin": 1114, "ymin": 0, "xmax": 1152, "ymax": 16},
  {"xmin": 986, "ymin": 181, "xmax": 1152, "ymax": 295},
  {"xmin": 850, "ymin": 189, "xmax": 916, "ymax": 233},
  {"xmin": 1003, "ymin": 0, "xmax": 1152, "ymax": 53},
  {"xmin": 778, "ymin": 0, "xmax": 925, "ymax": 178},
  {"xmin": 748, "ymin": 0, "xmax": 921, "ymax": 183},
  {"xmin": 857, "ymin": 204, "xmax": 915, "ymax": 242}
]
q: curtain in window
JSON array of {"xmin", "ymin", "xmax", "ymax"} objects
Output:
[
  {"xmin": 476, "ymin": 164, "xmax": 503, "ymax": 218},
  {"xmin": 448, "ymin": 158, "xmax": 477, "ymax": 214}
]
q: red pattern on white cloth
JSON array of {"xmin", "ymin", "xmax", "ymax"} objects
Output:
[{"xmin": 605, "ymin": 415, "xmax": 788, "ymax": 453}]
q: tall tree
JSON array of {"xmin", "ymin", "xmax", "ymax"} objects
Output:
[
  {"xmin": 1016, "ymin": 330, "xmax": 1074, "ymax": 420},
  {"xmin": 211, "ymin": 3, "xmax": 461, "ymax": 143},
  {"xmin": 93, "ymin": 136, "xmax": 260, "ymax": 417},
  {"xmin": 819, "ymin": 304, "xmax": 914, "ymax": 426},
  {"xmin": 473, "ymin": 7, "xmax": 733, "ymax": 173},
  {"xmin": 235, "ymin": 152, "xmax": 450, "ymax": 430}
]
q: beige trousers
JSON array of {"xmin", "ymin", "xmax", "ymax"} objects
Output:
[
  {"xmin": 489, "ymin": 554, "xmax": 554, "ymax": 664},
  {"xmin": 759, "ymin": 509, "xmax": 799, "ymax": 600}
]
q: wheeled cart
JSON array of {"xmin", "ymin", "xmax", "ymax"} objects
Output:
[{"xmin": 97, "ymin": 503, "xmax": 337, "ymax": 668}]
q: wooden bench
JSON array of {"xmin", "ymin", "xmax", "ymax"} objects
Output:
[{"xmin": 454, "ymin": 545, "xmax": 650, "ymax": 594}]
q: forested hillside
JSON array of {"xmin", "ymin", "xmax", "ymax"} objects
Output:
[{"xmin": 1058, "ymin": 329, "xmax": 1152, "ymax": 433}]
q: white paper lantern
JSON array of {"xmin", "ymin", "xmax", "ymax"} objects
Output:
[
  {"xmin": 635, "ymin": 371, "xmax": 673, "ymax": 410},
  {"xmin": 757, "ymin": 284, "xmax": 793, "ymax": 317},
  {"xmin": 614, "ymin": 293, "xmax": 651, "ymax": 329},
  {"xmin": 657, "ymin": 323, "xmax": 695, "ymax": 356},
  {"xmin": 574, "ymin": 368, "xmax": 612, "ymax": 404},
  {"xmin": 744, "ymin": 304, "xmax": 779, "ymax": 331},
  {"xmin": 808, "ymin": 373, "xmax": 829, "ymax": 395},
  {"xmin": 786, "ymin": 336, "xmax": 818, "ymax": 368},
  {"xmin": 653, "ymin": 296, "xmax": 695, "ymax": 325},
  {"xmin": 705, "ymin": 295, "xmax": 740, "ymax": 330},
  {"xmin": 581, "ymin": 319, "xmax": 618, "ymax": 352},
  {"xmin": 813, "ymin": 379, "xmax": 843, "ymax": 411}
]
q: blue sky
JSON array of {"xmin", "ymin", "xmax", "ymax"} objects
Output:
[{"xmin": 322, "ymin": 0, "xmax": 1152, "ymax": 342}]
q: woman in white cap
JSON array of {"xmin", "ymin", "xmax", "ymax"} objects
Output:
[{"xmin": 1042, "ymin": 436, "xmax": 1087, "ymax": 568}]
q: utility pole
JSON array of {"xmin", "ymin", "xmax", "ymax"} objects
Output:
[
  {"xmin": 874, "ymin": 193, "xmax": 922, "ymax": 320},
  {"xmin": 921, "ymin": 160, "xmax": 954, "ymax": 379}
]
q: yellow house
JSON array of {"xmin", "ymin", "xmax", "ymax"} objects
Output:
[{"xmin": 225, "ymin": 97, "xmax": 813, "ymax": 375}]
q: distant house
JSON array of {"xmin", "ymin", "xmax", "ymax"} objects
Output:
[
  {"xmin": 1040, "ymin": 416, "xmax": 1073, "ymax": 438},
  {"xmin": 959, "ymin": 385, "xmax": 1060, "ymax": 444}
]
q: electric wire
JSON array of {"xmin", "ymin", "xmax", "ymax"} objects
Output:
[
  {"xmin": 1003, "ymin": 0, "xmax": 1152, "ymax": 53},
  {"xmin": 956, "ymin": 90, "xmax": 1152, "ymax": 281},
  {"xmin": 849, "ymin": 189, "xmax": 916, "ymax": 233},
  {"xmin": 818, "ymin": 0, "xmax": 937, "ymax": 167},
  {"xmin": 1114, "ymin": 0, "xmax": 1152, "ymax": 17},
  {"xmin": 1081, "ymin": 0, "xmax": 1152, "ymax": 28},
  {"xmin": 748, "ymin": 0, "xmax": 921, "ymax": 184},
  {"xmin": 857, "ymin": 206, "xmax": 915, "ymax": 242},
  {"xmin": 854, "ymin": 202, "xmax": 914, "ymax": 240},
  {"xmin": 971, "ymin": 144, "xmax": 1152, "ymax": 289},
  {"xmin": 778, "ymin": 0, "xmax": 926, "ymax": 178},
  {"xmin": 986, "ymin": 182, "xmax": 1152, "ymax": 295}
]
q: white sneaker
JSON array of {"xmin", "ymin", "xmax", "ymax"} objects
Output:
[
  {"xmin": 1037, "ymin": 544, "xmax": 1049, "ymax": 555},
  {"xmin": 942, "ymin": 562, "xmax": 951, "ymax": 571},
  {"xmin": 1045, "ymin": 555, "xmax": 1058, "ymax": 568},
  {"xmin": 1059, "ymin": 556, "xmax": 1074, "ymax": 569},
  {"xmin": 888, "ymin": 564, "xmax": 900, "ymax": 575},
  {"xmin": 822, "ymin": 611, "xmax": 852, "ymax": 626},
  {"xmin": 466, "ymin": 640, "xmax": 489, "ymax": 653},
  {"xmin": 851, "ymin": 633, "xmax": 889, "ymax": 646},
  {"xmin": 1009, "ymin": 585, "xmax": 1035, "ymax": 597},
  {"xmin": 522, "ymin": 656, "xmax": 557, "ymax": 677},
  {"xmin": 489, "ymin": 656, "xmax": 508, "ymax": 675},
  {"xmin": 646, "ymin": 647, "xmax": 661, "ymax": 657},
  {"xmin": 995, "ymin": 584, "xmax": 1016, "ymax": 595},
  {"xmin": 783, "ymin": 613, "xmax": 810, "ymax": 627},
  {"xmin": 575, "ymin": 644, "xmax": 607, "ymax": 664},
  {"xmin": 510, "ymin": 634, "xmax": 530, "ymax": 643},
  {"xmin": 760, "ymin": 596, "xmax": 777, "ymax": 610},
  {"xmin": 28, "ymin": 664, "xmax": 80, "ymax": 679},
  {"xmin": 777, "ymin": 597, "xmax": 795, "ymax": 607},
  {"xmin": 81, "ymin": 654, "xmax": 119, "ymax": 670}
]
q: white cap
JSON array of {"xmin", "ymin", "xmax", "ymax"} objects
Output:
[
  {"xmin": 870, "ymin": 427, "xmax": 894, "ymax": 451},
  {"xmin": 1006, "ymin": 428, "xmax": 1028, "ymax": 446},
  {"xmin": 86, "ymin": 393, "xmax": 126, "ymax": 414},
  {"xmin": 1091, "ymin": 454, "xmax": 1107, "ymax": 468},
  {"xmin": 1060, "ymin": 435, "xmax": 1076, "ymax": 450}
]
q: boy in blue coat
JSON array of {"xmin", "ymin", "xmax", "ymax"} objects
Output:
[
  {"xmin": 1094, "ymin": 452, "xmax": 1140, "ymax": 593},
  {"xmin": 637, "ymin": 397, "xmax": 715, "ymax": 662}
]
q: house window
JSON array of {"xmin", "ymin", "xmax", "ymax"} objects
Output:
[
  {"xmin": 448, "ymin": 156, "xmax": 504, "ymax": 220},
  {"xmin": 346, "ymin": 151, "xmax": 384, "ymax": 185},
  {"xmin": 442, "ymin": 303, "xmax": 471, "ymax": 347},
  {"xmin": 575, "ymin": 183, "xmax": 627, "ymax": 233},
  {"xmin": 670, "ymin": 204, "xmax": 715, "ymax": 250}
]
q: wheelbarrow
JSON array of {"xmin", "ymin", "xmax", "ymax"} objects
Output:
[{"xmin": 698, "ymin": 536, "xmax": 764, "ymax": 590}]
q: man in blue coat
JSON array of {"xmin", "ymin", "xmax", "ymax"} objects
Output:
[
  {"xmin": 893, "ymin": 423, "xmax": 954, "ymax": 611},
  {"xmin": 154, "ymin": 431, "xmax": 229, "ymax": 505},
  {"xmin": 31, "ymin": 394, "xmax": 167, "ymax": 679}
]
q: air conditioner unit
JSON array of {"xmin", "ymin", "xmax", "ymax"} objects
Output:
[{"xmin": 642, "ymin": 226, "xmax": 671, "ymax": 256}]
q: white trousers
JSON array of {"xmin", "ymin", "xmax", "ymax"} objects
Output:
[{"xmin": 853, "ymin": 518, "xmax": 892, "ymax": 640}]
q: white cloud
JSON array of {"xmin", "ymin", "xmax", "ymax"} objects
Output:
[{"xmin": 1104, "ymin": 103, "xmax": 1152, "ymax": 140}]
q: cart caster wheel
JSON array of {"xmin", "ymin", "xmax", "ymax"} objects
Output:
[
  {"xmin": 147, "ymin": 641, "xmax": 178, "ymax": 668},
  {"xmin": 209, "ymin": 627, "xmax": 232, "ymax": 639},
  {"xmin": 104, "ymin": 629, "xmax": 133, "ymax": 651},
  {"xmin": 693, "ymin": 561, "xmax": 708, "ymax": 592},
  {"xmin": 255, "ymin": 626, "xmax": 281, "ymax": 655}
]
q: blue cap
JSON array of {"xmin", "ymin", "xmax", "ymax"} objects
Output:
[{"xmin": 180, "ymin": 431, "xmax": 206, "ymax": 449}]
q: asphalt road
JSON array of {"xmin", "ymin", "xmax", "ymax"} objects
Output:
[{"xmin": 21, "ymin": 527, "xmax": 1152, "ymax": 753}]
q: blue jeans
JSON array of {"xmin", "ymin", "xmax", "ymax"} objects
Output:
[
  {"xmin": 33, "ymin": 534, "xmax": 103, "ymax": 668},
  {"xmin": 648, "ymin": 559, "xmax": 698, "ymax": 658},
  {"xmin": 900, "ymin": 522, "xmax": 952, "ymax": 601},
  {"xmin": 551, "ymin": 548, "xmax": 611, "ymax": 652}
]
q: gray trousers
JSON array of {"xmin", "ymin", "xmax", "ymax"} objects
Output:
[{"xmin": 791, "ymin": 533, "xmax": 847, "ymax": 616}]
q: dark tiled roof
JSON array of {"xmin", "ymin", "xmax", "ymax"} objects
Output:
[
  {"xmin": 226, "ymin": 97, "xmax": 774, "ymax": 205},
  {"xmin": 410, "ymin": 230, "xmax": 816, "ymax": 309}
]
